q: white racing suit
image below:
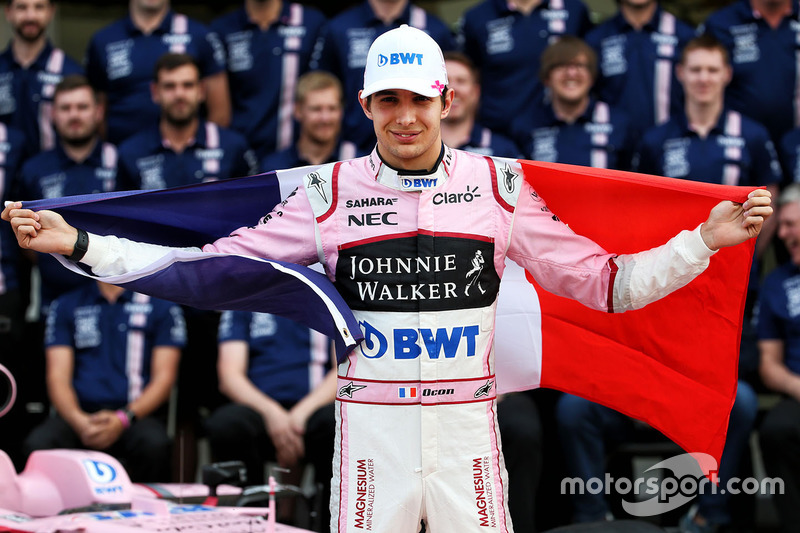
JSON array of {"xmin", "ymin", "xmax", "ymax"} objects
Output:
[{"xmin": 83, "ymin": 146, "xmax": 715, "ymax": 532}]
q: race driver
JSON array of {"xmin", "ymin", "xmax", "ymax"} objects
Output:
[{"xmin": 2, "ymin": 25, "xmax": 772, "ymax": 533}]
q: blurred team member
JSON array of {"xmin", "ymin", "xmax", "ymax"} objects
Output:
[
  {"xmin": 440, "ymin": 52, "xmax": 521, "ymax": 158},
  {"xmin": 116, "ymin": 54, "xmax": 255, "ymax": 190},
  {"xmin": 310, "ymin": 0, "xmax": 456, "ymax": 152},
  {"xmin": 261, "ymin": 71, "xmax": 362, "ymax": 172},
  {"xmin": 758, "ymin": 184, "xmax": 800, "ymax": 533},
  {"xmin": 559, "ymin": 36, "xmax": 772, "ymax": 529},
  {"xmin": 18, "ymin": 75, "xmax": 117, "ymax": 315},
  {"xmin": 23, "ymin": 281, "xmax": 185, "ymax": 482},
  {"xmin": 635, "ymin": 35, "xmax": 781, "ymax": 258},
  {"xmin": 0, "ymin": 120, "xmax": 29, "ymax": 470},
  {"xmin": 585, "ymin": 0, "xmax": 695, "ymax": 138},
  {"xmin": 702, "ymin": 0, "xmax": 799, "ymax": 144},
  {"xmin": 458, "ymin": 0, "xmax": 592, "ymax": 138},
  {"xmin": 85, "ymin": 0, "xmax": 229, "ymax": 145},
  {"xmin": 512, "ymin": 36, "xmax": 635, "ymax": 170},
  {"xmin": 0, "ymin": 0, "xmax": 82, "ymax": 155},
  {"xmin": 204, "ymin": 312, "xmax": 336, "ymax": 519},
  {"xmin": 211, "ymin": 0, "xmax": 326, "ymax": 160}
]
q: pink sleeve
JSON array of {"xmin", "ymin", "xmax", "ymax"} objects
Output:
[
  {"xmin": 507, "ymin": 180, "xmax": 615, "ymax": 312},
  {"xmin": 202, "ymin": 185, "xmax": 321, "ymax": 267}
]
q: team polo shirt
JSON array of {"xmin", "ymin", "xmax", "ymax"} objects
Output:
[
  {"xmin": 758, "ymin": 262, "xmax": 800, "ymax": 375},
  {"xmin": 702, "ymin": 0, "xmax": 800, "ymax": 143},
  {"xmin": 310, "ymin": 1, "xmax": 456, "ymax": 151},
  {"xmin": 116, "ymin": 120, "xmax": 256, "ymax": 190},
  {"xmin": 85, "ymin": 11, "xmax": 226, "ymax": 145},
  {"xmin": 511, "ymin": 98, "xmax": 635, "ymax": 170},
  {"xmin": 459, "ymin": 0, "xmax": 592, "ymax": 136},
  {"xmin": 0, "ymin": 41, "xmax": 83, "ymax": 155},
  {"xmin": 455, "ymin": 123, "xmax": 522, "ymax": 158},
  {"xmin": 778, "ymin": 128, "xmax": 800, "ymax": 183},
  {"xmin": 211, "ymin": 4, "xmax": 326, "ymax": 160},
  {"xmin": 0, "ymin": 123, "xmax": 28, "ymax": 295},
  {"xmin": 45, "ymin": 283, "xmax": 186, "ymax": 413},
  {"xmin": 218, "ymin": 311, "xmax": 331, "ymax": 405},
  {"xmin": 634, "ymin": 109, "xmax": 782, "ymax": 187},
  {"xmin": 585, "ymin": 6, "xmax": 695, "ymax": 138},
  {"xmin": 18, "ymin": 140, "xmax": 119, "ymax": 311},
  {"xmin": 260, "ymin": 139, "xmax": 362, "ymax": 172}
]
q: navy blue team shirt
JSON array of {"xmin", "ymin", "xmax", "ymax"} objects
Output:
[
  {"xmin": 46, "ymin": 284, "xmax": 186, "ymax": 413},
  {"xmin": 310, "ymin": 1, "xmax": 456, "ymax": 151},
  {"xmin": 116, "ymin": 121, "xmax": 256, "ymax": 190},
  {"xmin": 0, "ymin": 123, "xmax": 28, "ymax": 296},
  {"xmin": 19, "ymin": 141, "xmax": 119, "ymax": 312},
  {"xmin": 778, "ymin": 128, "xmax": 800, "ymax": 184},
  {"xmin": 634, "ymin": 109, "xmax": 782, "ymax": 187},
  {"xmin": 635, "ymin": 109, "xmax": 782, "ymax": 292},
  {"xmin": 455, "ymin": 123, "xmax": 522, "ymax": 158},
  {"xmin": 512, "ymin": 98, "xmax": 635, "ymax": 170},
  {"xmin": 218, "ymin": 310, "xmax": 331, "ymax": 405},
  {"xmin": 85, "ymin": 10, "xmax": 226, "ymax": 145},
  {"xmin": 702, "ymin": 0, "xmax": 800, "ymax": 143},
  {"xmin": 260, "ymin": 139, "xmax": 363, "ymax": 172},
  {"xmin": 758, "ymin": 262, "xmax": 800, "ymax": 375},
  {"xmin": 585, "ymin": 5, "xmax": 695, "ymax": 138},
  {"xmin": 0, "ymin": 42, "xmax": 82, "ymax": 155},
  {"xmin": 459, "ymin": 0, "xmax": 592, "ymax": 137},
  {"xmin": 211, "ymin": 3, "xmax": 326, "ymax": 160}
]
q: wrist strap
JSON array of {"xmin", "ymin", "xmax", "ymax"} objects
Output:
[
  {"xmin": 65, "ymin": 228, "xmax": 89, "ymax": 263},
  {"xmin": 114, "ymin": 409, "xmax": 130, "ymax": 429}
]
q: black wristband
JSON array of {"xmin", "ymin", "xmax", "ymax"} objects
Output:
[
  {"xmin": 65, "ymin": 228, "xmax": 89, "ymax": 263},
  {"xmin": 124, "ymin": 408, "xmax": 137, "ymax": 425}
]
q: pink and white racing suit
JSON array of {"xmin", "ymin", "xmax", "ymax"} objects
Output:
[{"xmin": 84, "ymin": 145, "xmax": 715, "ymax": 533}]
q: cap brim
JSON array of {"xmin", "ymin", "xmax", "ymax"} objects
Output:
[{"xmin": 361, "ymin": 78, "xmax": 442, "ymax": 99}]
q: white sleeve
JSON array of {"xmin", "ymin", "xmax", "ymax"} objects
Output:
[
  {"xmin": 81, "ymin": 233, "xmax": 200, "ymax": 277},
  {"xmin": 611, "ymin": 225, "xmax": 717, "ymax": 312}
]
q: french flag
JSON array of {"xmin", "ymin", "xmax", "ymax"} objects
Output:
[
  {"xmin": 398, "ymin": 387, "xmax": 418, "ymax": 399},
  {"xmin": 21, "ymin": 160, "xmax": 757, "ymax": 475}
]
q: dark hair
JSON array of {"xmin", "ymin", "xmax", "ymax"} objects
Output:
[
  {"xmin": 364, "ymin": 87, "xmax": 449, "ymax": 109},
  {"xmin": 153, "ymin": 53, "xmax": 200, "ymax": 82},
  {"xmin": 443, "ymin": 51, "xmax": 480, "ymax": 85},
  {"xmin": 681, "ymin": 34, "xmax": 730, "ymax": 66},
  {"xmin": 6, "ymin": 0, "xmax": 54, "ymax": 5},
  {"xmin": 54, "ymin": 74, "xmax": 97, "ymax": 102},
  {"xmin": 539, "ymin": 35, "xmax": 598, "ymax": 82}
]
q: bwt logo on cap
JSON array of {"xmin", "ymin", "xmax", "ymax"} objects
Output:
[{"xmin": 377, "ymin": 52, "xmax": 424, "ymax": 67}]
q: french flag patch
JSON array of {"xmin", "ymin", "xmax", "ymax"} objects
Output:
[{"xmin": 398, "ymin": 386, "xmax": 417, "ymax": 398}]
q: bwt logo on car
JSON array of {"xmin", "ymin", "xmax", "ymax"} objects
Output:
[
  {"xmin": 377, "ymin": 52, "xmax": 423, "ymax": 67},
  {"xmin": 83, "ymin": 459, "xmax": 117, "ymax": 484}
]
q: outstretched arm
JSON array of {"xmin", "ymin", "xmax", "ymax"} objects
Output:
[
  {"xmin": 2, "ymin": 203, "xmax": 78, "ymax": 256},
  {"xmin": 699, "ymin": 189, "xmax": 773, "ymax": 251}
]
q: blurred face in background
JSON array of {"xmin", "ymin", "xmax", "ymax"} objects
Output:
[
  {"xmin": 444, "ymin": 59, "xmax": 480, "ymax": 124},
  {"xmin": 131, "ymin": 0, "xmax": 169, "ymax": 14},
  {"xmin": 546, "ymin": 53, "xmax": 593, "ymax": 106},
  {"xmin": 677, "ymin": 47, "xmax": 731, "ymax": 107},
  {"xmin": 295, "ymin": 86, "xmax": 343, "ymax": 145},
  {"xmin": 152, "ymin": 64, "xmax": 204, "ymax": 127},
  {"xmin": 53, "ymin": 86, "xmax": 102, "ymax": 147},
  {"xmin": 5, "ymin": 0, "xmax": 53, "ymax": 43},
  {"xmin": 779, "ymin": 201, "xmax": 800, "ymax": 266}
]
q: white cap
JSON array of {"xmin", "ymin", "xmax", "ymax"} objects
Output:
[{"xmin": 361, "ymin": 24, "xmax": 448, "ymax": 99}]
